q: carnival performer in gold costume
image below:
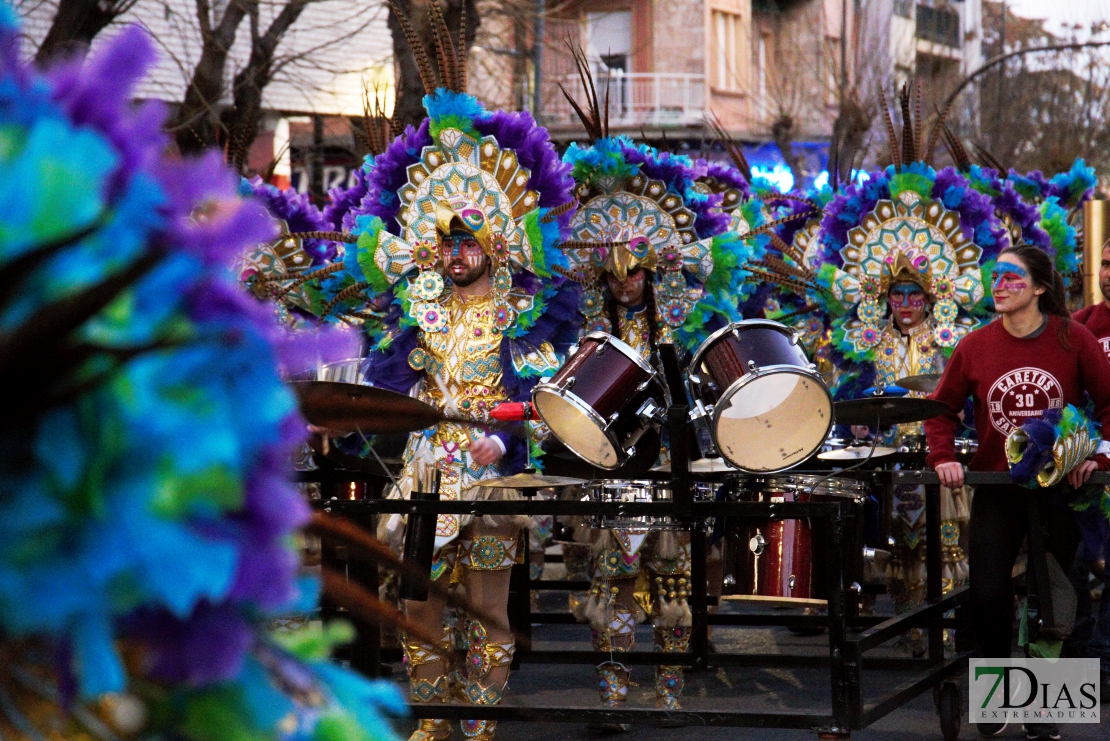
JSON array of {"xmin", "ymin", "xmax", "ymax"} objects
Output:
[
  {"xmin": 558, "ymin": 54, "xmax": 762, "ymax": 719},
  {"xmin": 243, "ymin": 11, "xmax": 580, "ymax": 738},
  {"xmin": 806, "ymin": 86, "xmax": 1006, "ymax": 647}
]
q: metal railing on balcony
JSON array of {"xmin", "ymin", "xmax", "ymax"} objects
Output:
[
  {"xmin": 915, "ymin": 4, "xmax": 961, "ymax": 49},
  {"xmin": 544, "ymin": 72, "xmax": 706, "ymax": 129}
]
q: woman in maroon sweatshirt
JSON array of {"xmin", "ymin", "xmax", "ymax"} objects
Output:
[{"xmin": 925, "ymin": 245, "xmax": 1110, "ymax": 673}]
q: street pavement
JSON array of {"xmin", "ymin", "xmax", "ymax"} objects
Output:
[{"xmin": 385, "ymin": 593, "xmax": 1109, "ymax": 740}]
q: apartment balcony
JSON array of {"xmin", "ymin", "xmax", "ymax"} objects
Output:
[
  {"xmin": 543, "ymin": 72, "xmax": 706, "ymax": 132},
  {"xmin": 915, "ymin": 4, "xmax": 961, "ymax": 48}
]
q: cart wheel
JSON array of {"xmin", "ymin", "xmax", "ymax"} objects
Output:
[{"xmin": 936, "ymin": 681, "xmax": 961, "ymax": 741}]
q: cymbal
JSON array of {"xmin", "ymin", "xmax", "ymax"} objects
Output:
[
  {"xmin": 469, "ymin": 472, "xmax": 587, "ymax": 490},
  {"xmin": 818, "ymin": 445, "xmax": 897, "ymax": 461},
  {"xmin": 291, "ymin": 381, "xmax": 444, "ymax": 435},
  {"xmin": 653, "ymin": 458, "xmax": 736, "ymax": 473},
  {"xmin": 833, "ymin": 397, "xmax": 950, "ymax": 426},
  {"xmin": 895, "ymin": 373, "xmax": 942, "ymax": 394}
]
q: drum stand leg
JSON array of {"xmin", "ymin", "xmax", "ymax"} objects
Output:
[
  {"xmin": 825, "ymin": 502, "xmax": 860, "ymax": 735},
  {"xmin": 689, "ymin": 524, "xmax": 709, "ymax": 671},
  {"xmin": 348, "ymin": 504, "xmax": 383, "ymax": 677},
  {"xmin": 925, "ymin": 483, "xmax": 943, "ymax": 662}
]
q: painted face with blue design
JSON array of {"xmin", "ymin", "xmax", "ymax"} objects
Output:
[
  {"xmin": 439, "ymin": 228, "xmax": 488, "ymax": 287},
  {"xmin": 990, "ymin": 257, "xmax": 1033, "ymax": 313},
  {"xmin": 887, "ymin": 281, "xmax": 928, "ymax": 331}
]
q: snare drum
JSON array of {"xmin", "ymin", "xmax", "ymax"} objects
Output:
[
  {"xmin": 724, "ymin": 474, "xmax": 868, "ymax": 602},
  {"xmin": 688, "ymin": 321, "xmax": 833, "ymax": 473},
  {"xmin": 533, "ymin": 333, "xmax": 667, "ymax": 469},
  {"xmin": 586, "ymin": 479, "xmax": 718, "ymax": 529}
]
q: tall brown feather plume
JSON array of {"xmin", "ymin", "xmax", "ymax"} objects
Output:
[
  {"xmin": 456, "ymin": 0, "xmax": 468, "ymax": 89},
  {"xmin": 768, "ymin": 232, "xmax": 805, "ymax": 265},
  {"xmin": 323, "ymin": 281, "xmax": 370, "ymax": 317},
  {"xmin": 755, "ymin": 254, "xmax": 815, "ymax": 282},
  {"xmin": 426, "ymin": 0, "xmax": 458, "ymax": 91},
  {"xmin": 360, "ymin": 83, "xmax": 394, "ymax": 156},
  {"xmin": 296, "ymin": 231, "xmax": 360, "ymax": 244},
  {"xmin": 828, "ymin": 127, "xmax": 841, "ymax": 192},
  {"xmin": 559, "ymin": 239, "xmax": 628, "ymax": 250},
  {"xmin": 941, "ymin": 123, "xmax": 972, "ymax": 172},
  {"xmin": 739, "ymin": 211, "xmax": 816, "ymax": 239},
  {"xmin": 744, "ymin": 267, "xmax": 815, "ymax": 294},
  {"xmin": 707, "ymin": 112, "xmax": 752, "ymax": 182},
  {"xmin": 387, "ymin": 0, "xmax": 438, "ymax": 94},
  {"xmin": 924, "ymin": 99, "xmax": 956, "ymax": 166},
  {"xmin": 971, "ymin": 142, "xmax": 1008, "ymax": 174},
  {"xmin": 877, "ymin": 85, "xmax": 901, "ymax": 172},
  {"xmin": 560, "ymin": 43, "xmax": 606, "ymax": 140},
  {"xmin": 914, "ymin": 80, "xmax": 924, "ymax": 161},
  {"xmin": 539, "ymin": 199, "xmax": 578, "ymax": 223},
  {"xmin": 899, "ymin": 82, "xmax": 916, "ymax": 165},
  {"xmin": 762, "ymin": 193, "xmax": 820, "ymax": 211}
]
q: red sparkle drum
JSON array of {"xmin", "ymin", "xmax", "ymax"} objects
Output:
[
  {"xmin": 687, "ymin": 320, "xmax": 832, "ymax": 473},
  {"xmin": 724, "ymin": 475, "xmax": 868, "ymax": 602},
  {"xmin": 532, "ymin": 332, "xmax": 667, "ymax": 469}
]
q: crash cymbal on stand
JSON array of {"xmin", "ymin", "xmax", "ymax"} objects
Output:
[
  {"xmin": 469, "ymin": 472, "xmax": 587, "ymax": 490},
  {"xmin": 291, "ymin": 380, "xmax": 444, "ymax": 435},
  {"xmin": 894, "ymin": 373, "xmax": 942, "ymax": 394},
  {"xmin": 833, "ymin": 397, "xmax": 951, "ymax": 427}
]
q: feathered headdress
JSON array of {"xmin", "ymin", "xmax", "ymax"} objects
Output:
[
  {"xmin": 332, "ymin": 0, "xmax": 575, "ymax": 338},
  {"xmin": 942, "ymin": 134, "xmax": 1082, "ymax": 288},
  {"xmin": 0, "ymin": 15, "xmax": 404, "ymax": 741},
  {"xmin": 557, "ymin": 51, "xmax": 767, "ymax": 350},
  {"xmin": 1006, "ymin": 405, "xmax": 1100, "ymax": 488},
  {"xmin": 812, "ymin": 82, "xmax": 1005, "ymax": 360}
]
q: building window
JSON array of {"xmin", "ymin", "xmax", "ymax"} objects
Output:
[{"xmin": 712, "ymin": 9, "xmax": 744, "ymax": 92}]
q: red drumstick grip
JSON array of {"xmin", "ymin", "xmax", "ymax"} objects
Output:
[{"xmin": 491, "ymin": 402, "xmax": 536, "ymax": 421}]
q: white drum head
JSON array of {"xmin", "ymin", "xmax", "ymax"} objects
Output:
[
  {"xmin": 533, "ymin": 389, "xmax": 620, "ymax": 468},
  {"xmin": 714, "ymin": 371, "xmax": 831, "ymax": 472}
]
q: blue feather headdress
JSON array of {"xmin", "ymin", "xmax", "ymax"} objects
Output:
[
  {"xmin": 1006, "ymin": 405, "xmax": 1100, "ymax": 488},
  {"xmin": 0, "ymin": 15, "xmax": 402, "ymax": 741}
]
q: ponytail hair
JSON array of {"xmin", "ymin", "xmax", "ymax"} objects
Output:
[{"xmin": 998, "ymin": 243, "xmax": 1072, "ymax": 349}]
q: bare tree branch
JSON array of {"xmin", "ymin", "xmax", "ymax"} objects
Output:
[{"xmin": 35, "ymin": 0, "xmax": 139, "ymax": 64}]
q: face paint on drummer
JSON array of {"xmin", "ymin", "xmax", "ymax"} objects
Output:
[
  {"xmin": 606, "ymin": 267, "xmax": 647, "ymax": 307},
  {"xmin": 991, "ymin": 260, "xmax": 1029, "ymax": 294},
  {"xmin": 440, "ymin": 229, "xmax": 488, "ymax": 287},
  {"xmin": 887, "ymin": 281, "xmax": 928, "ymax": 331}
]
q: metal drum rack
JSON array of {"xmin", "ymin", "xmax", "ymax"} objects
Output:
[{"xmin": 303, "ymin": 450, "xmax": 1110, "ymax": 739}]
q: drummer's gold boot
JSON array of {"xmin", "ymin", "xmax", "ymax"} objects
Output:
[
  {"xmin": 649, "ymin": 535, "xmax": 692, "ymax": 720},
  {"xmin": 458, "ymin": 617, "xmax": 514, "ymax": 741},
  {"xmin": 404, "ymin": 632, "xmax": 454, "ymax": 741},
  {"xmin": 589, "ymin": 607, "xmax": 637, "ymax": 732}
]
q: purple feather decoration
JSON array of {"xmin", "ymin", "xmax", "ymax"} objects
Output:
[
  {"xmin": 242, "ymin": 176, "xmax": 334, "ymax": 264},
  {"xmin": 325, "ymin": 161, "xmax": 371, "ymax": 232},
  {"xmin": 360, "ymin": 121, "xmax": 434, "ymax": 235}
]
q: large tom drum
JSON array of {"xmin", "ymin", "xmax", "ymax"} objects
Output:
[
  {"xmin": 533, "ymin": 332, "xmax": 666, "ymax": 469},
  {"xmin": 724, "ymin": 474, "xmax": 868, "ymax": 602},
  {"xmin": 688, "ymin": 320, "xmax": 832, "ymax": 472}
]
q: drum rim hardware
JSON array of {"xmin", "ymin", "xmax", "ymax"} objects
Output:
[
  {"xmin": 703, "ymin": 363, "xmax": 833, "ymax": 474},
  {"xmin": 532, "ymin": 331, "xmax": 665, "ymax": 471},
  {"xmin": 687, "ymin": 320, "xmax": 834, "ymax": 474}
]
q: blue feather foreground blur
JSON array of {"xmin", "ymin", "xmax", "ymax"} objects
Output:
[
  {"xmin": 1005, "ymin": 405, "xmax": 1100, "ymax": 488},
  {"xmin": 0, "ymin": 10, "xmax": 402, "ymax": 741}
]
